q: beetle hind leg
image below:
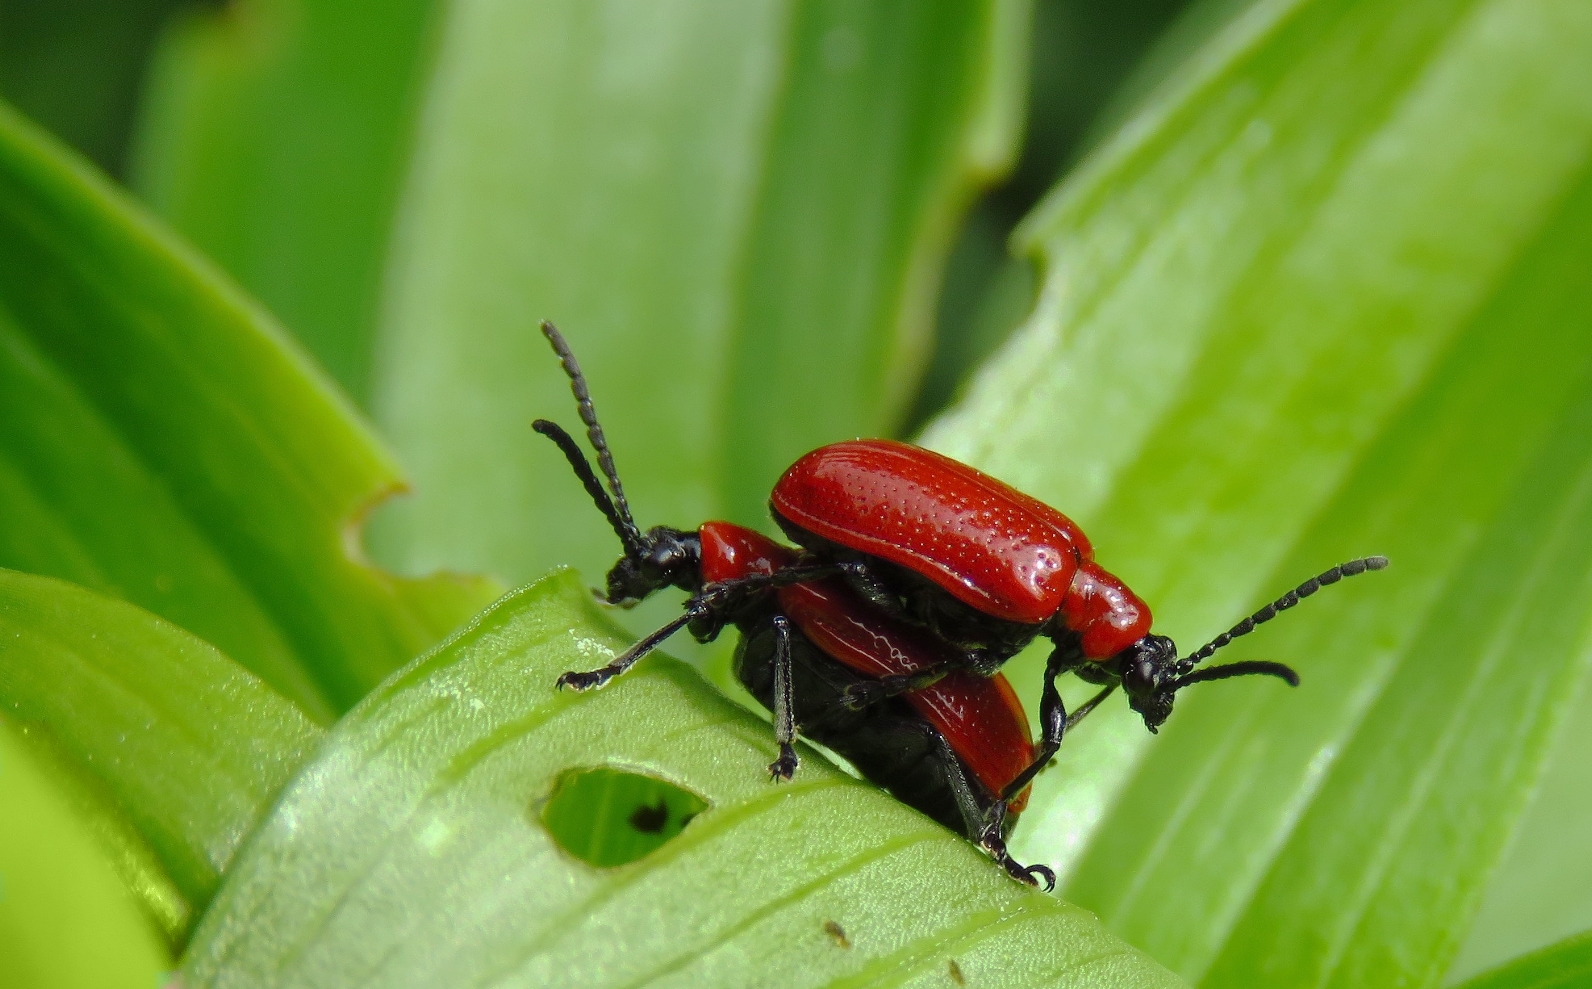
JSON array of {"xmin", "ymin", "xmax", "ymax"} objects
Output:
[
  {"xmin": 976, "ymin": 801, "xmax": 1056, "ymax": 891},
  {"xmin": 914, "ymin": 722, "xmax": 1055, "ymax": 891}
]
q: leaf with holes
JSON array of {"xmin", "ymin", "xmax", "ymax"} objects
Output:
[{"xmin": 182, "ymin": 571, "xmax": 1184, "ymax": 989}]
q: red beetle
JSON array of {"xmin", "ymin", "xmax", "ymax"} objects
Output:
[{"xmin": 533, "ymin": 322, "xmax": 1385, "ymax": 887}]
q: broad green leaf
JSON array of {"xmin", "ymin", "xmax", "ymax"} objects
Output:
[
  {"xmin": 917, "ymin": 0, "xmax": 1592, "ymax": 985},
  {"xmin": 130, "ymin": 0, "xmax": 439, "ymax": 402},
  {"xmin": 0, "ymin": 718, "xmax": 171, "ymax": 989},
  {"xmin": 0, "ymin": 567, "xmax": 323, "ymax": 938},
  {"xmin": 0, "ymin": 101, "xmax": 498, "ymax": 717},
  {"xmin": 183, "ymin": 570, "xmax": 1184, "ymax": 989},
  {"xmin": 370, "ymin": 0, "xmax": 1029, "ymax": 598},
  {"xmin": 1450, "ymin": 930, "xmax": 1592, "ymax": 989},
  {"xmin": 1448, "ymin": 676, "xmax": 1592, "ymax": 981}
]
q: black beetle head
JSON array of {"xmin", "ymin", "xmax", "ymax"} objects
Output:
[
  {"xmin": 1117, "ymin": 634, "xmax": 1179, "ymax": 732},
  {"xmin": 604, "ymin": 525, "xmax": 702, "ymax": 605}
]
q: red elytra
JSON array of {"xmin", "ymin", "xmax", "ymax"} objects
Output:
[
  {"xmin": 701, "ymin": 521, "xmax": 1035, "ymax": 811},
  {"xmin": 771, "ymin": 439, "xmax": 1153, "ymax": 659}
]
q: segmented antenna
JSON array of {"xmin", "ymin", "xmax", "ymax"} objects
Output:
[
  {"xmin": 1181, "ymin": 555, "xmax": 1389, "ymax": 666},
  {"xmin": 539, "ymin": 321, "xmax": 643, "ymax": 552}
]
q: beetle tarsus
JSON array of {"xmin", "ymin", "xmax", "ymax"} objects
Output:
[
  {"xmin": 555, "ymin": 668, "xmax": 614, "ymax": 691},
  {"xmin": 977, "ymin": 812, "xmax": 1055, "ymax": 892},
  {"xmin": 768, "ymin": 744, "xmax": 799, "ymax": 781}
]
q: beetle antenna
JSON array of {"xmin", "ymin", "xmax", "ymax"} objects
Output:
[
  {"xmin": 1172, "ymin": 660, "xmax": 1299, "ymax": 689},
  {"xmin": 538, "ymin": 321, "xmax": 645, "ymax": 553},
  {"xmin": 532, "ymin": 420, "xmax": 646, "ymax": 559},
  {"xmin": 1181, "ymin": 556, "xmax": 1388, "ymax": 666}
]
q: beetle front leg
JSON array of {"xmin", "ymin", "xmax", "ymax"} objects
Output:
[
  {"xmin": 768, "ymin": 614, "xmax": 800, "ymax": 781},
  {"xmin": 555, "ymin": 609, "xmax": 698, "ymax": 690},
  {"xmin": 558, "ymin": 565, "xmax": 839, "ymax": 691},
  {"xmin": 996, "ymin": 647, "xmax": 1117, "ymax": 802}
]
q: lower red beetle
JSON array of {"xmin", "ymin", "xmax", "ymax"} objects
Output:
[{"xmin": 533, "ymin": 321, "xmax": 1386, "ymax": 888}]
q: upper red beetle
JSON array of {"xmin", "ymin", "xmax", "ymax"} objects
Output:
[{"xmin": 532, "ymin": 321, "xmax": 1387, "ymax": 888}]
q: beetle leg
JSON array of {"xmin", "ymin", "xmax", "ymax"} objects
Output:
[
  {"xmin": 975, "ymin": 801, "xmax": 1056, "ymax": 891},
  {"xmin": 767, "ymin": 614, "xmax": 801, "ymax": 781},
  {"xmin": 912, "ymin": 722, "xmax": 1055, "ymax": 891},
  {"xmin": 840, "ymin": 657, "xmax": 951, "ymax": 708},
  {"xmin": 555, "ymin": 609, "xmax": 697, "ymax": 690},
  {"xmin": 998, "ymin": 671, "xmax": 1118, "ymax": 803},
  {"xmin": 839, "ymin": 644, "xmax": 1004, "ymax": 709},
  {"xmin": 995, "ymin": 640, "xmax": 1116, "ymax": 801},
  {"xmin": 557, "ymin": 563, "xmax": 857, "ymax": 692},
  {"xmin": 836, "ymin": 559, "xmax": 910, "ymax": 618}
]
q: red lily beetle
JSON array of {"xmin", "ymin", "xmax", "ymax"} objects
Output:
[{"xmin": 533, "ymin": 321, "xmax": 1386, "ymax": 888}]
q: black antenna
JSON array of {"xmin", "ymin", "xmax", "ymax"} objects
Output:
[
  {"xmin": 537, "ymin": 321, "xmax": 645, "ymax": 555},
  {"xmin": 532, "ymin": 420, "xmax": 645, "ymax": 559},
  {"xmin": 1173, "ymin": 660, "xmax": 1299, "ymax": 689},
  {"xmin": 1181, "ymin": 555, "xmax": 1388, "ymax": 667}
]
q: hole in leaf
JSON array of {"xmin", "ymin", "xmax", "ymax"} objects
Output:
[{"xmin": 539, "ymin": 767, "xmax": 708, "ymax": 867}]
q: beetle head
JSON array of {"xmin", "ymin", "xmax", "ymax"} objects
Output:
[
  {"xmin": 604, "ymin": 525, "xmax": 703, "ymax": 605},
  {"xmin": 1111, "ymin": 556, "xmax": 1390, "ymax": 732},
  {"xmin": 1117, "ymin": 634, "xmax": 1179, "ymax": 731}
]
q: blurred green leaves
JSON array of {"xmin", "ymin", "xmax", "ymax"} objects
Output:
[
  {"xmin": 132, "ymin": 0, "xmax": 439, "ymax": 402},
  {"xmin": 1451, "ymin": 930, "xmax": 1592, "ymax": 989},
  {"xmin": 369, "ymin": 0, "xmax": 1030, "ymax": 594},
  {"xmin": 921, "ymin": 0, "xmax": 1592, "ymax": 984},
  {"xmin": 0, "ymin": 0, "xmax": 1588, "ymax": 986},
  {"xmin": 0, "ymin": 568, "xmax": 323, "ymax": 937},
  {"xmin": 183, "ymin": 571, "xmax": 1184, "ymax": 989},
  {"xmin": 0, "ymin": 102, "xmax": 496, "ymax": 717},
  {"xmin": 0, "ymin": 719, "xmax": 171, "ymax": 989}
]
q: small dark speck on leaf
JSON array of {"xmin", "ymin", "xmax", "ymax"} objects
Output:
[
  {"xmin": 948, "ymin": 959, "xmax": 966, "ymax": 985},
  {"xmin": 628, "ymin": 799, "xmax": 669, "ymax": 834},
  {"xmin": 823, "ymin": 919, "xmax": 851, "ymax": 949}
]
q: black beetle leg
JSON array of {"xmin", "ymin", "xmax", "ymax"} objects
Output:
[
  {"xmin": 768, "ymin": 614, "xmax": 800, "ymax": 781},
  {"xmin": 840, "ymin": 654, "xmax": 974, "ymax": 709},
  {"xmin": 836, "ymin": 558, "xmax": 910, "ymax": 619},
  {"xmin": 913, "ymin": 722, "xmax": 1054, "ymax": 891},
  {"xmin": 555, "ymin": 609, "xmax": 697, "ymax": 691},
  {"xmin": 973, "ymin": 800, "xmax": 1056, "ymax": 891},
  {"xmin": 997, "ymin": 646, "xmax": 1117, "ymax": 803},
  {"xmin": 556, "ymin": 563, "xmax": 847, "ymax": 691}
]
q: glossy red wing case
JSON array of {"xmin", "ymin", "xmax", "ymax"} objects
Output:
[
  {"xmin": 698, "ymin": 519, "xmax": 1036, "ymax": 808},
  {"xmin": 772, "ymin": 440, "xmax": 1090, "ymax": 625},
  {"xmin": 778, "ymin": 577, "xmax": 1035, "ymax": 811}
]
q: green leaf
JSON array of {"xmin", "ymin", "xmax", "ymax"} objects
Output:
[
  {"xmin": 182, "ymin": 570, "xmax": 1184, "ymax": 989},
  {"xmin": 0, "ymin": 567, "xmax": 324, "ymax": 938},
  {"xmin": 129, "ymin": 0, "xmax": 439, "ymax": 402},
  {"xmin": 0, "ymin": 717, "xmax": 171, "ymax": 989},
  {"xmin": 0, "ymin": 100, "xmax": 499, "ymax": 717},
  {"xmin": 369, "ymin": 0, "xmax": 1029, "ymax": 598},
  {"xmin": 1449, "ymin": 930, "xmax": 1592, "ymax": 989},
  {"xmin": 1448, "ymin": 680, "xmax": 1592, "ymax": 980},
  {"xmin": 917, "ymin": 0, "xmax": 1592, "ymax": 985}
]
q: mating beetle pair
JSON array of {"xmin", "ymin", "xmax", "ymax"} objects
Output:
[{"xmin": 535, "ymin": 322, "xmax": 1386, "ymax": 888}]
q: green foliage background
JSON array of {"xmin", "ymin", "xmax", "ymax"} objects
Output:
[{"xmin": 1, "ymin": 1, "xmax": 1590, "ymax": 987}]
